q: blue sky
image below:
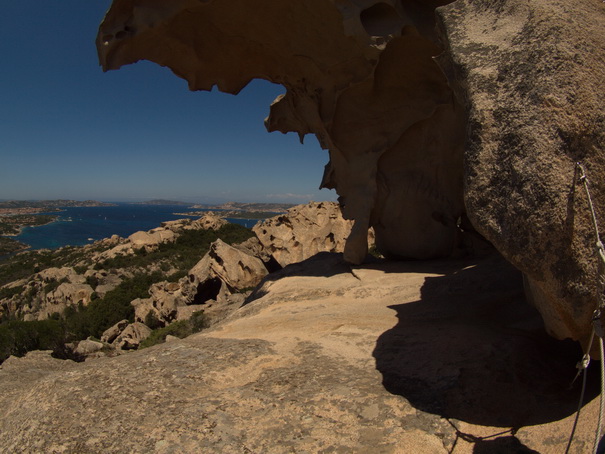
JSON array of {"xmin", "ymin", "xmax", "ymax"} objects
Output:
[{"xmin": 0, "ymin": 1, "xmax": 336, "ymax": 204}]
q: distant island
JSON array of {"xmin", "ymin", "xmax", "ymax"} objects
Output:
[
  {"xmin": 0, "ymin": 200, "xmax": 115, "ymax": 255},
  {"xmin": 177, "ymin": 202, "xmax": 296, "ymax": 220},
  {"xmin": 176, "ymin": 210, "xmax": 285, "ymax": 220},
  {"xmin": 134, "ymin": 199, "xmax": 191, "ymax": 206},
  {"xmin": 0, "ymin": 199, "xmax": 114, "ymax": 212},
  {"xmin": 194, "ymin": 202, "xmax": 295, "ymax": 213}
]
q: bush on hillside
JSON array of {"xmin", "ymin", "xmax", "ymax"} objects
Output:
[
  {"xmin": 139, "ymin": 311, "xmax": 207, "ymax": 349},
  {"xmin": 0, "ymin": 319, "xmax": 65, "ymax": 363}
]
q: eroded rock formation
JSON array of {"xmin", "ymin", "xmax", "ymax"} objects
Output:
[
  {"xmin": 97, "ymin": 0, "xmax": 465, "ymax": 266},
  {"xmin": 97, "ymin": 0, "xmax": 605, "ymax": 346},
  {"xmin": 253, "ymin": 201, "xmax": 373, "ymax": 267}
]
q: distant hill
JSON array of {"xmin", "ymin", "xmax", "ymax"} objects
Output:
[
  {"xmin": 134, "ymin": 199, "xmax": 190, "ymax": 206},
  {"xmin": 198, "ymin": 202, "xmax": 295, "ymax": 213},
  {"xmin": 0, "ymin": 200, "xmax": 115, "ymax": 209}
]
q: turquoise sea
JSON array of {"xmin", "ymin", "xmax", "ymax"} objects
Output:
[{"xmin": 10, "ymin": 204, "xmax": 259, "ymax": 250}]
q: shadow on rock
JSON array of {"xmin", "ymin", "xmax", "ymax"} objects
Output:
[
  {"xmin": 373, "ymin": 254, "xmax": 600, "ymax": 428},
  {"xmin": 245, "ymin": 252, "xmax": 353, "ymax": 304},
  {"xmin": 472, "ymin": 436, "xmax": 540, "ymax": 453}
]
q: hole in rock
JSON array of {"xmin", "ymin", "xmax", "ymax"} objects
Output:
[
  {"xmin": 263, "ymin": 256, "xmax": 282, "ymax": 274},
  {"xmin": 193, "ymin": 278, "xmax": 222, "ymax": 305},
  {"xmin": 360, "ymin": 3, "xmax": 404, "ymax": 37}
]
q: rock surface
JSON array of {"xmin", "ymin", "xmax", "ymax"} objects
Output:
[
  {"xmin": 436, "ymin": 0, "xmax": 605, "ymax": 349},
  {"xmin": 0, "ymin": 253, "xmax": 600, "ymax": 452},
  {"xmin": 97, "ymin": 0, "xmax": 605, "ymax": 345}
]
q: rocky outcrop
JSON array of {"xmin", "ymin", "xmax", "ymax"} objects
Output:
[
  {"xmin": 193, "ymin": 212, "xmax": 228, "ymax": 231},
  {"xmin": 101, "ymin": 319, "xmax": 129, "ymax": 344},
  {"xmin": 84, "ymin": 269, "xmax": 122, "ymax": 298},
  {"xmin": 101, "ymin": 320, "xmax": 151, "ymax": 350},
  {"xmin": 130, "ymin": 238, "xmax": 268, "ymax": 328},
  {"xmin": 0, "ymin": 253, "xmax": 598, "ymax": 452},
  {"xmin": 183, "ymin": 239, "xmax": 268, "ymax": 305},
  {"xmin": 39, "ymin": 282, "xmax": 95, "ymax": 320},
  {"xmin": 161, "ymin": 213, "xmax": 227, "ymax": 232},
  {"xmin": 132, "ymin": 281, "xmax": 182, "ymax": 326},
  {"xmin": 97, "ymin": 0, "xmax": 465, "ymax": 267},
  {"xmin": 128, "ymin": 229, "xmax": 176, "ymax": 249},
  {"xmin": 253, "ymin": 201, "xmax": 373, "ymax": 267},
  {"xmin": 113, "ymin": 322, "xmax": 152, "ymax": 350},
  {"xmin": 97, "ymin": 0, "xmax": 605, "ymax": 346}
]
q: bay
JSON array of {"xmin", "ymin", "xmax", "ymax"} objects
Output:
[{"xmin": 11, "ymin": 204, "xmax": 259, "ymax": 250}]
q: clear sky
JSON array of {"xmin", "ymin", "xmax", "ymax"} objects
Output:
[{"xmin": 0, "ymin": 1, "xmax": 336, "ymax": 205}]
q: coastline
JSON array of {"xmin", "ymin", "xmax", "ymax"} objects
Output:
[{"xmin": 2, "ymin": 216, "xmax": 60, "ymax": 238}]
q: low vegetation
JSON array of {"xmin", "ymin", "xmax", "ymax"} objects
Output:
[
  {"xmin": 0, "ymin": 237, "xmax": 29, "ymax": 256},
  {"xmin": 139, "ymin": 311, "xmax": 207, "ymax": 349},
  {"xmin": 94, "ymin": 223, "xmax": 253, "ymax": 272}
]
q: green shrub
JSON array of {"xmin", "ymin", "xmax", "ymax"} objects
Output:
[
  {"xmin": 0, "ymin": 319, "xmax": 66, "ymax": 363},
  {"xmin": 144, "ymin": 310, "xmax": 163, "ymax": 330},
  {"xmin": 63, "ymin": 271, "xmax": 165, "ymax": 340},
  {"xmin": 85, "ymin": 275, "xmax": 99, "ymax": 290},
  {"xmin": 0, "ymin": 285, "xmax": 24, "ymax": 300},
  {"xmin": 73, "ymin": 265, "xmax": 87, "ymax": 275},
  {"xmin": 139, "ymin": 311, "xmax": 207, "ymax": 349}
]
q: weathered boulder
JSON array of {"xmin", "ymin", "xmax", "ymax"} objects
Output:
[
  {"xmin": 101, "ymin": 319, "xmax": 129, "ymax": 344},
  {"xmin": 194, "ymin": 212, "xmax": 228, "ymax": 231},
  {"xmin": 128, "ymin": 228, "xmax": 176, "ymax": 249},
  {"xmin": 36, "ymin": 267, "xmax": 84, "ymax": 284},
  {"xmin": 74, "ymin": 339, "xmax": 105, "ymax": 356},
  {"xmin": 253, "ymin": 201, "xmax": 372, "ymax": 267},
  {"xmin": 97, "ymin": 0, "xmax": 605, "ymax": 346},
  {"xmin": 436, "ymin": 0, "xmax": 605, "ymax": 348},
  {"xmin": 113, "ymin": 322, "xmax": 152, "ymax": 350},
  {"xmin": 39, "ymin": 283, "xmax": 95, "ymax": 320},
  {"xmin": 183, "ymin": 239, "xmax": 268, "ymax": 305},
  {"xmin": 132, "ymin": 281, "xmax": 182, "ymax": 326}
]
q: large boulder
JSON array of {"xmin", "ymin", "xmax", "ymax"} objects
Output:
[
  {"xmin": 112, "ymin": 322, "xmax": 152, "ymax": 350},
  {"xmin": 253, "ymin": 201, "xmax": 371, "ymax": 267},
  {"xmin": 132, "ymin": 281, "xmax": 183, "ymax": 326},
  {"xmin": 40, "ymin": 282, "xmax": 95, "ymax": 320},
  {"xmin": 97, "ymin": 0, "xmax": 605, "ymax": 346},
  {"xmin": 128, "ymin": 228, "xmax": 176, "ymax": 248},
  {"xmin": 194, "ymin": 212, "xmax": 228, "ymax": 231},
  {"xmin": 183, "ymin": 239, "xmax": 269, "ymax": 305},
  {"xmin": 101, "ymin": 319, "xmax": 129, "ymax": 344},
  {"xmin": 436, "ymin": 0, "xmax": 605, "ymax": 348}
]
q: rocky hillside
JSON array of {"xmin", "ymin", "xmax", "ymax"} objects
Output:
[
  {"xmin": 0, "ymin": 202, "xmax": 359, "ymax": 361},
  {"xmin": 0, "ymin": 252, "xmax": 599, "ymax": 452}
]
